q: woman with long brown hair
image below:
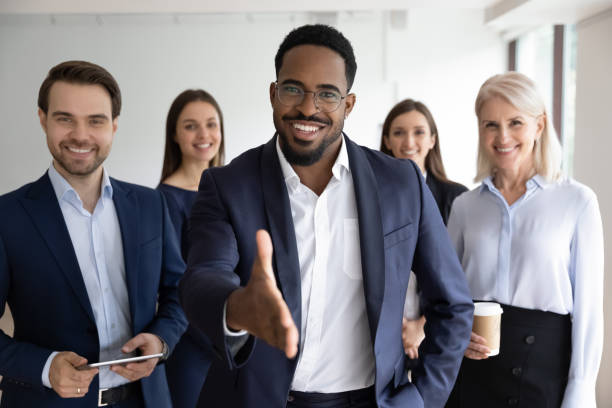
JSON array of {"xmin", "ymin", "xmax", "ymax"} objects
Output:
[
  {"xmin": 380, "ymin": 99, "xmax": 467, "ymax": 360},
  {"xmin": 157, "ymin": 89, "xmax": 225, "ymax": 408}
]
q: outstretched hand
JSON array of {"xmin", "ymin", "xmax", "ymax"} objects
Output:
[{"xmin": 226, "ymin": 229, "xmax": 299, "ymax": 358}]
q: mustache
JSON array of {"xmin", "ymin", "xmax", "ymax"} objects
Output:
[{"xmin": 282, "ymin": 113, "xmax": 331, "ymax": 126}]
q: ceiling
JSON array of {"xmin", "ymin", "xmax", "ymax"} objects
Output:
[
  {"xmin": 1, "ymin": 0, "xmax": 611, "ymax": 36},
  {"xmin": 0, "ymin": 0, "xmax": 501, "ymax": 14}
]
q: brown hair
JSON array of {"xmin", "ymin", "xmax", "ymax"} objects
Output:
[
  {"xmin": 38, "ymin": 60, "xmax": 121, "ymax": 118},
  {"xmin": 379, "ymin": 99, "xmax": 449, "ymax": 182},
  {"xmin": 160, "ymin": 89, "xmax": 225, "ymax": 182}
]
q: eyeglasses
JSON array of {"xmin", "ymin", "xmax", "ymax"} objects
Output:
[{"xmin": 275, "ymin": 82, "xmax": 346, "ymax": 113}]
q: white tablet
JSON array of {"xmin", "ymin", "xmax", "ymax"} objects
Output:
[{"xmin": 78, "ymin": 353, "xmax": 163, "ymax": 370}]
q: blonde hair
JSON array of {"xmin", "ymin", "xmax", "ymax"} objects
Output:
[{"xmin": 474, "ymin": 72, "xmax": 562, "ymax": 182}]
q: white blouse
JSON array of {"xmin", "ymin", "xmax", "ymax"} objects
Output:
[{"xmin": 447, "ymin": 175, "xmax": 603, "ymax": 408}]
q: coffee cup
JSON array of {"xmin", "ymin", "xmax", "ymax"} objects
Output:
[{"xmin": 472, "ymin": 302, "xmax": 503, "ymax": 356}]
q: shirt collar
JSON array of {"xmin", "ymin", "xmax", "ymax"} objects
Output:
[
  {"xmin": 275, "ymin": 134, "xmax": 350, "ymax": 193},
  {"xmin": 480, "ymin": 173, "xmax": 548, "ymax": 194},
  {"xmin": 48, "ymin": 163, "xmax": 113, "ymax": 205}
]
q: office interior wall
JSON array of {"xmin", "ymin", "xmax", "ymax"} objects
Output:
[
  {"xmin": 0, "ymin": 9, "xmax": 504, "ymax": 195},
  {"xmin": 0, "ymin": 5, "xmax": 504, "ymax": 383},
  {"xmin": 574, "ymin": 7, "xmax": 612, "ymax": 407}
]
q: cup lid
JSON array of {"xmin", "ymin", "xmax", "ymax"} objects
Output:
[{"xmin": 473, "ymin": 302, "xmax": 503, "ymax": 316}]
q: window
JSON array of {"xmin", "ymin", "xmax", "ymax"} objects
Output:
[{"xmin": 511, "ymin": 24, "xmax": 577, "ymax": 176}]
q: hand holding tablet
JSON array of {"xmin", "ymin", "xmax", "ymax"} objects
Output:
[{"xmin": 77, "ymin": 353, "xmax": 163, "ymax": 370}]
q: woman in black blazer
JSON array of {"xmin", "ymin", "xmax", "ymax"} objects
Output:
[
  {"xmin": 380, "ymin": 99, "xmax": 467, "ymax": 223},
  {"xmin": 380, "ymin": 98, "xmax": 467, "ymax": 360}
]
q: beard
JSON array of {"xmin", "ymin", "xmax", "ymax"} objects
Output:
[
  {"xmin": 51, "ymin": 143, "xmax": 107, "ymax": 177},
  {"xmin": 275, "ymin": 113, "xmax": 343, "ymax": 166}
]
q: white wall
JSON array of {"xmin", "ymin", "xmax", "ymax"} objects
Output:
[
  {"xmin": 574, "ymin": 7, "xmax": 612, "ymax": 407},
  {"xmin": 0, "ymin": 9, "xmax": 504, "ymax": 194},
  {"xmin": 0, "ymin": 5, "xmax": 505, "ymax": 377}
]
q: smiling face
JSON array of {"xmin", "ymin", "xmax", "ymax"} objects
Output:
[
  {"xmin": 384, "ymin": 110, "xmax": 435, "ymax": 173},
  {"xmin": 479, "ymin": 96, "xmax": 544, "ymax": 176},
  {"xmin": 174, "ymin": 100, "xmax": 222, "ymax": 167},
  {"xmin": 39, "ymin": 81, "xmax": 117, "ymax": 180},
  {"xmin": 270, "ymin": 44, "xmax": 355, "ymax": 166}
]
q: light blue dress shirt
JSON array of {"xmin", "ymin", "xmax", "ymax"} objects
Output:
[
  {"xmin": 42, "ymin": 164, "xmax": 133, "ymax": 389},
  {"xmin": 448, "ymin": 175, "xmax": 604, "ymax": 408}
]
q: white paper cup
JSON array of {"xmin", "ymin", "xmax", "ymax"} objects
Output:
[{"xmin": 473, "ymin": 302, "xmax": 503, "ymax": 356}]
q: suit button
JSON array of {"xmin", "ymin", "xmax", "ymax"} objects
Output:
[
  {"xmin": 287, "ymin": 395, "xmax": 295, "ymax": 402},
  {"xmin": 508, "ymin": 397, "xmax": 519, "ymax": 405},
  {"xmin": 525, "ymin": 335, "xmax": 535, "ymax": 344},
  {"xmin": 512, "ymin": 367, "xmax": 522, "ymax": 377}
]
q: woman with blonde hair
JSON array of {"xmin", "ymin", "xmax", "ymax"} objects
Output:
[{"xmin": 446, "ymin": 72, "xmax": 603, "ymax": 407}]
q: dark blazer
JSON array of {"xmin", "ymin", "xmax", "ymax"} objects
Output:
[
  {"xmin": 180, "ymin": 135, "xmax": 474, "ymax": 408},
  {"xmin": 425, "ymin": 173, "xmax": 468, "ymax": 225},
  {"xmin": 0, "ymin": 173, "xmax": 187, "ymax": 408},
  {"xmin": 157, "ymin": 184, "xmax": 214, "ymax": 408}
]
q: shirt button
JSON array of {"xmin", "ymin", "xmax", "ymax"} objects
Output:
[
  {"xmin": 524, "ymin": 335, "xmax": 536, "ymax": 345},
  {"xmin": 507, "ymin": 397, "xmax": 519, "ymax": 405},
  {"xmin": 511, "ymin": 367, "xmax": 522, "ymax": 377}
]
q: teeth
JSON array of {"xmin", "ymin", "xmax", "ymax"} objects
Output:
[
  {"xmin": 496, "ymin": 146, "xmax": 515, "ymax": 153},
  {"xmin": 402, "ymin": 150, "xmax": 418, "ymax": 155},
  {"xmin": 68, "ymin": 147, "xmax": 92, "ymax": 153},
  {"xmin": 196, "ymin": 143, "xmax": 211, "ymax": 148},
  {"xmin": 293, "ymin": 123, "xmax": 319, "ymax": 132}
]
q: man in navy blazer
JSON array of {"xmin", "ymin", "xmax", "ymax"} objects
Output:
[
  {"xmin": 181, "ymin": 25, "xmax": 473, "ymax": 408},
  {"xmin": 0, "ymin": 61, "xmax": 187, "ymax": 407}
]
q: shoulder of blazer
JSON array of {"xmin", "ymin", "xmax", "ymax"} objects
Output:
[
  {"xmin": 204, "ymin": 141, "xmax": 267, "ymax": 190},
  {"xmin": 0, "ymin": 173, "xmax": 52, "ymax": 208},
  {"xmin": 109, "ymin": 178, "xmax": 166, "ymax": 219},
  {"xmin": 428, "ymin": 173, "xmax": 468, "ymax": 201},
  {"xmin": 110, "ymin": 177, "xmax": 158, "ymax": 198},
  {"xmin": 347, "ymin": 137, "xmax": 421, "ymax": 183}
]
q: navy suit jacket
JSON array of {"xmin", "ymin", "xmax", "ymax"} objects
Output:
[
  {"xmin": 180, "ymin": 136, "xmax": 474, "ymax": 408},
  {"xmin": 0, "ymin": 173, "xmax": 187, "ymax": 408}
]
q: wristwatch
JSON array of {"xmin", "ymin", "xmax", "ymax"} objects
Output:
[{"xmin": 155, "ymin": 335, "xmax": 169, "ymax": 361}]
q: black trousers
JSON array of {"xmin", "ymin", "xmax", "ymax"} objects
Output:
[
  {"xmin": 446, "ymin": 303, "xmax": 571, "ymax": 408},
  {"xmin": 287, "ymin": 386, "xmax": 376, "ymax": 408}
]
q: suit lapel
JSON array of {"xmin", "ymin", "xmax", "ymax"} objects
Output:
[
  {"xmin": 21, "ymin": 173, "xmax": 96, "ymax": 323},
  {"xmin": 345, "ymin": 137, "xmax": 385, "ymax": 342},
  {"xmin": 111, "ymin": 179, "xmax": 140, "ymax": 326},
  {"xmin": 260, "ymin": 136, "xmax": 302, "ymax": 334}
]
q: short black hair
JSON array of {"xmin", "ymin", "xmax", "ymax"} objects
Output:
[{"xmin": 274, "ymin": 24, "xmax": 357, "ymax": 91}]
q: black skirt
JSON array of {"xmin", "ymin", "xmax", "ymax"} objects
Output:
[{"xmin": 446, "ymin": 303, "xmax": 571, "ymax": 408}]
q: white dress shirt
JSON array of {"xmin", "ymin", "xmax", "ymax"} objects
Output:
[
  {"xmin": 42, "ymin": 164, "xmax": 133, "ymax": 389},
  {"xmin": 447, "ymin": 175, "xmax": 603, "ymax": 408},
  {"xmin": 276, "ymin": 136, "xmax": 375, "ymax": 392}
]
